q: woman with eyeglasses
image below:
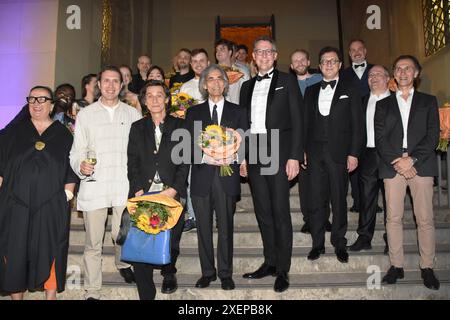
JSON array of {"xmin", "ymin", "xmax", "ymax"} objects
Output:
[{"xmin": 0, "ymin": 86, "xmax": 78, "ymax": 300}]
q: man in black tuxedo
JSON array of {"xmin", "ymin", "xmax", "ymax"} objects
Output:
[
  {"xmin": 304, "ymin": 46, "xmax": 364, "ymax": 263},
  {"xmin": 375, "ymin": 55, "xmax": 440, "ymax": 290},
  {"xmin": 127, "ymin": 80, "xmax": 189, "ymax": 299},
  {"xmin": 341, "ymin": 39, "xmax": 374, "ymax": 213},
  {"xmin": 239, "ymin": 36, "xmax": 303, "ymax": 293},
  {"xmin": 185, "ymin": 64, "xmax": 248, "ymax": 291},
  {"xmin": 349, "ymin": 65, "xmax": 390, "ymax": 253}
]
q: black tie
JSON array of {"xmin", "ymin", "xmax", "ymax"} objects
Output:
[
  {"xmin": 256, "ymin": 73, "xmax": 271, "ymax": 81},
  {"xmin": 354, "ymin": 63, "xmax": 366, "ymax": 69},
  {"xmin": 320, "ymin": 80, "xmax": 337, "ymax": 90},
  {"xmin": 212, "ymin": 105, "xmax": 218, "ymax": 125}
]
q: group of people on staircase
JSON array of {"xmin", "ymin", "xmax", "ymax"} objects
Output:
[{"xmin": 0, "ymin": 36, "xmax": 441, "ymax": 300}]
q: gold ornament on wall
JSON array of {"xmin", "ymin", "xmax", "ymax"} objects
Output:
[{"xmin": 101, "ymin": 0, "xmax": 112, "ymax": 66}]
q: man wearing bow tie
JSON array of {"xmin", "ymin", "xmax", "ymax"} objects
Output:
[
  {"xmin": 239, "ymin": 36, "xmax": 303, "ymax": 293},
  {"xmin": 304, "ymin": 47, "xmax": 364, "ymax": 264},
  {"xmin": 341, "ymin": 39, "xmax": 374, "ymax": 214}
]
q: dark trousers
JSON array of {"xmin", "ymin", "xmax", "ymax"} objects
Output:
[
  {"xmin": 349, "ymin": 168, "xmax": 360, "ymax": 209},
  {"xmin": 357, "ymin": 148, "xmax": 387, "ymax": 242},
  {"xmin": 191, "ymin": 170, "xmax": 236, "ymax": 279},
  {"xmin": 248, "ymin": 163, "xmax": 293, "ymax": 273},
  {"xmin": 132, "ymin": 209, "xmax": 184, "ymax": 300},
  {"xmin": 309, "ymin": 142, "xmax": 348, "ymax": 250},
  {"xmin": 299, "ymin": 167, "xmax": 331, "ymax": 225}
]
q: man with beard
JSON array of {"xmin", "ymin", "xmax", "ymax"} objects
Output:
[{"xmin": 169, "ymin": 48, "xmax": 195, "ymax": 89}]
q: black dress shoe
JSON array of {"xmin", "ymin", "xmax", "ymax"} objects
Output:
[
  {"xmin": 242, "ymin": 263, "xmax": 276, "ymax": 279},
  {"xmin": 307, "ymin": 247, "xmax": 325, "ymax": 261},
  {"xmin": 325, "ymin": 220, "xmax": 332, "ymax": 232},
  {"xmin": 335, "ymin": 248, "xmax": 349, "ymax": 263},
  {"xmin": 382, "ymin": 266, "xmax": 404, "ymax": 284},
  {"xmin": 161, "ymin": 274, "xmax": 178, "ymax": 294},
  {"xmin": 119, "ymin": 267, "xmax": 135, "ymax": 284},
  {"xmin": 274, "ymin": 272, "xmax": 289, "ymax": 293},
  {"xmin": 86, "ymin": 297, "xmax": 99, "ymax": 300},
  {"xmin": 421, "ymin": 268, "xmax": 440, "ymax": 290},
  {"xmin": 195, "ymin": 275, "xmax": 217, "ymax": 288},
  {"xmin": 348, "ymin": 237, "xmax": 372, "ymax": 252},
  {"xmin": 221, "ymin": 277, "xmax": 235, "ymax": 290},
  {"xmin": 300, "ymin": 223, "xmax": 310, "ymax": 234}
]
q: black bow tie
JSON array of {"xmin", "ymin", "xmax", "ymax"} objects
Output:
[
  {"xmin": 256, "ymin": 73, "xmax": 271, "ymax": 81},
  {"xmin": 320, "ymin": 80, "xmax": 337, "ymax": 90},
  {"xmin": 354, "ymin": 63, "xmax": 366, "ymax": 69}
]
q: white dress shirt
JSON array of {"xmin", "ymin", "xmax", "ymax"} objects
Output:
[
  {"xmin": 396, "ymin": 88, "xmax": 415, "ymax": 149},
  {"xmin": 366, "ymin": 90, "xmax": 391, "ymax": 147},
  {"xmin": 318, "ymin": 77, "xmax": 339, "ymax": 116},
  {"xmin": 250, "ymin": 67, "xmax": 274, "ymax": 134},
  {"xmin": 353, "ymin": 60, "xmax": 367, "ymax": 79},
  {"xmin": 208, "ymin": 97, "xmax": 225, "ymax": 124}
]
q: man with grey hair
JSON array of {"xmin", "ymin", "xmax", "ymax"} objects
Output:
[
  {"xmin": 349, "ymin": 65, "xmax": 390, "ymax": 253},
  {"xmin": 185, "ymin": 64, "xmax": 248, "ymax": 290},
  {"xmin": 240, "ymin": 36, "xmax": 303, "ymax": 293}
]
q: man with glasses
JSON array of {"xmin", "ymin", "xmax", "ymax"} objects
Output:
[
  {"xmin": 376, "ymin": 55, "xmax": 440, "ymax": 290},
  {"xmin": 304, "ymin": 46, "xmax": 364, "ymax": 264},
  {"xmin": 240, "ymin": 36, "xmax": 303, "ymax": 293}
]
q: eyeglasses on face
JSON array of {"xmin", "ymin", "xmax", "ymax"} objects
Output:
[
  {"xmin": 254, "ymin": 49, "xmax": 276, "ymax": 57},
  {"xmin": 26, "ymin": 96, "xmax": 53, "ymax": 104},
  {"xmin": 320, "ymin": 59, "xmax": 340, "ymax": 66}
]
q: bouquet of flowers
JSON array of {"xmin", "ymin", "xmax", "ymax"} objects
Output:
[
  {"xmin": 220, "ymin": 65, "xmax": 244, "ymax": 85},
  {"xmin": 127, "ymin": 193, "xmax": 183, "ymax": 235},
  {"xmin": 170, "ymin": 82, "xmax": 183, "ymax": 95},
  {"xmin": 198, "ymin": 124, "xmax": 243, "ymax": 176},
  {"xmin": 170, "ymin": 92, "xmax": 198, "ymax": 119},
  {"xmin": 437, "ymin": 102, "xmax": 450, "ymax": 152}
]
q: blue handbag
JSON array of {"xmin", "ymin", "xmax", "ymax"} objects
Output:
[{"xmin": 121, "ymin": 226, "xmax": 171, "ymax": 265}]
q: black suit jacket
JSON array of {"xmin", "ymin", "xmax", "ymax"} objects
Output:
[
  {"xmin": 127, "ymin": 115, "xmax": 189, "ymax": 198},
  {"xmin": 374, "ymin": 91, "xmax": 439, "ymax": 179},
  {"xmin": 341, "ymin": 63, "xmax": 374, "ymax": 98},
  {"xmin": 185, "ymin": 100, "xmax": 249, "ymax": 197},
  {"xmin": 304, "ymin": 79, "xmax": 365, "ymax": 164},
  {"xmin": 239, "ymin": 69, "xmax": 304, "ymax": 165}
]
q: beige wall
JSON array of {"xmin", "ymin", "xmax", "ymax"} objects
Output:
[
  {"xmin": 0, "ymin": 0, "xmax": 59, "ymax": 128},
  {"xmin": 151, "ymin": 0, "xmax": 340, "ymax": 72},
  {"xmin": 55, "ymin": 0, "xmax": 102, "ymax": 97}
]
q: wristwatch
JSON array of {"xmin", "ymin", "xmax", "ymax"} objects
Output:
[{"xmin": 411, "ymin": 157, "xmax": 418, "ymax": 165}]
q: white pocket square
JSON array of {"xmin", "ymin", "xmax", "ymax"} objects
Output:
[
  {"xmin": 339, "ymin": 95, "xmax": 349, "ymax": 99},
  {"xmin": 275, "ymin": 86, "xmax": 284, "ymax": 91}
]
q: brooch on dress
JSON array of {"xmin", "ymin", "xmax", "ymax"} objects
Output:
[{"xmin": 35, "ymin": 141, "xmax": 46, "ymax": 151}]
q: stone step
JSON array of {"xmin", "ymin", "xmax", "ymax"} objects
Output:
[
  {"xmin": 11, "ymin": 270, "xmax": 450, "ymax": 300},
  {"xmin": 66, "ymin": 244, "xmax": 450, "ymax": 274},
  {"xmin": 67, "ymin": 223, "xmax": 450, "ymax": 248}
]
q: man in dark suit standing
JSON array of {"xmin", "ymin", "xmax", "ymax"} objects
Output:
[
  {"xmin": 375, "ymin": 55, "xmax": 440, "ymax": 290},
  {"xmin": 127, "ymin": 80, "xmax": 189, "ymax": 299},
  {"xmin": 349, "ymin": 65, "xmax": 390, "ymax": 253},
  {"xmin": 240, "ymin": 36, "xmax": 303, "ymax": 293},
  {"xmin": 185, "ymin": 64, "xmax": 248, "ymax": 291},
  {"xmin": 305, "ymin": 47, "xmax": 364, "ymax": 263},
  {"xmin": 341, "ymin": 39, "xmax": 374, "ymax": 213}
]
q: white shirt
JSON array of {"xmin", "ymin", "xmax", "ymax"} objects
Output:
[
  {"xmin": 149, "ymin": 124, "xmax": 164, "ymax": 192},
  {"xmin": 353, "ymin": 60, "xmax": 367, "ymax": 79},
  {"xmin": 180, "ymin": 78, "xmax": 204, "ymax": 103},
  {"xmin": 250, "ymin": 67, "xmax": 274, "ymax": 134},
  {"xmin": 318, "ymin": 78, "xmax": 339, "ymax": 116},
  {"xmin": 209, "ymin": 98, "xmax": 224, "ymax": 124},
  {"xmin": 99, "ymin": 98, "xmax": 120, "ymax": 122},
  {"xmin": 366, "ymin": 90, "xmax": 391, "ymax": 147},
  {"xmin": 396, "ymin": 88, "xmax": 415, "ymax": 149}
]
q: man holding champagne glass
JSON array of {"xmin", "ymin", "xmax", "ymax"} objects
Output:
[{"xmin": 70, "ymin": 66, "xmax": 142, "ymax": 300}]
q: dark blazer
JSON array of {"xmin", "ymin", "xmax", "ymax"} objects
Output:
[
  {"xmin": 239, "ymin": 69, "xmax": 304, "ymax": 164},
  {"xmin": 185, "ymin": 100, "xmax": 249, "ymax": 197},
  {"xmin": 374, "ymin": 90, "xmax": 439, "ymax": 179},
  {"xmin": 304, "ymin": 79, "xmax": 365, "ymax": 164},
  {"xmin": 341, "ymin": 63, "xmax": 374, "ymax": 98},
  {"xmin": 127, "ymin": 115, "xmax": 189, "ymax": 198}
]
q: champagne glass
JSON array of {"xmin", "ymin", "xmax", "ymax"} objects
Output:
[{"xmin": 85, "ymin": 150, "xmax": 97, "ymax": 182}]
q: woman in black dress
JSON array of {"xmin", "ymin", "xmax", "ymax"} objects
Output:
[{"xmin": 0, "ymin": 86, "xmax": 78, "ymax": 300}]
